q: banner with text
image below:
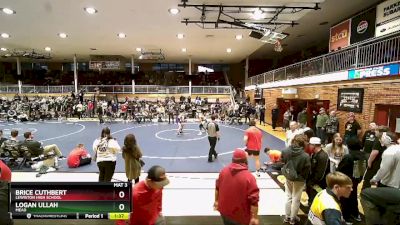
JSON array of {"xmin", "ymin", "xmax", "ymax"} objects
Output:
[
  {"xmin": 350, "ymin": 7, "xmax": 377, "ymax": 44},
  {"xmin": 89, "ymin": 61, "xmax": 121, "ymax": 70},
  {"xmin": 348, "ymin": 63, "xmax": 400, "ymax": 79},
  {"xmin": 329, "ymin": 19, "xmax": 351, "ymax": 52},
  {"xmin": 376, "ymin": 0, "xmax": 400, "ymax": 37}
]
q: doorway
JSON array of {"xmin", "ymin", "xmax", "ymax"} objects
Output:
[
  {"xmin": 375, "ymin": 104, "xmax": 400, "ymax": 133},
  {"xmin": 276, "ymin": 98, "xmax": 330, "ymax": 128}
]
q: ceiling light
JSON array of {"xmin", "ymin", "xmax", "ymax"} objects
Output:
[
  {"xmin": 1, "ymin": 33, "xmax": 10, "ymax": 38},
  {"xmin": 226, "ymin": 48, "xmax": 232, "ymax": 53},
  {"xmin": 2, "ymin": 8, "xmax": 15, "ymax": 14},
  {"xmin": 177, "ymin": 33, "xmax": 185, "ymax": 39},
  {"xmin": 182, "ymin": 48, "xmax": 187, "ymax": 52},
  {"xmin": 136, "ymin": 48, "xmax": 142, "ymax": 52},
  {"xmin": 44, "ymin": 47, "xmax": 51, "ymax": 52},
  {"xmin": 4, "ymin": 53, "xmax": 11, "ymax": 57},
  {"xmin": 235, "ymin": 34, "xmax": 243, "ymax": 40},
  {"xmin": 118, "ymin": 33, "xmax": 126, "ymax": 38},
  {"xmin": 58, "ymin": 33, "xmax": 68, "ymax": 38},
  {"xmin": 252, "ymin": 8, "xmax": 265, "ymax": 20},
  {"xmin": 84, "ymin": 7, "xmax": 97, "ymax": 14},
  {"xmin": 0, "ymin": 47, "xmax": 7, "ymax": 51},
  {"xmin": 168, "ymin": 8, "xmax": 180, "ymax": 15}
]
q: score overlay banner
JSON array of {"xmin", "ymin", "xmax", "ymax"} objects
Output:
[{"xmin": 9, "ymin": 182, "xmax": 131, "ymax": 220}]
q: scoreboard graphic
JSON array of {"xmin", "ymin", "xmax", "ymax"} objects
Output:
[{"xmin": 9, "ymin": 182, "xmax": 131, "ymax": 220}]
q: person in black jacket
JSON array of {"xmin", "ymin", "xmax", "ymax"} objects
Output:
[
  {"xmin": 306, "ymin": 137, "xmax": 330, "ymax": 206},
  {"xmin": 259, "ymin": 104, "xmax": 266, "ymax": 126},
  {"xmin": 361, "ymin": 122, "xmax": 377, "ymax": 160},
  {"xmin": 337, "ymin": 138, "xmax": 364, "ymax": 223},
  {"xmin": 281, "ymin": 134, "xmax": 311, "ymax": 224},
  {"xmin": 362, "ymin": 126, "xmax": 389, "ymax": 190},
  {"xmin": 271, "ymin": 104, "xmax": 279, "ymax": 131}
]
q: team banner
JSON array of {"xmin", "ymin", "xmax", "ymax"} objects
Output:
[
  {"xmin": 376, "ymin": 0, "xmax": 400, "ymax": 37},
  {"xmin": 329, "ymin": 19, "xmax": 351, "ymax": 52},
  {"xmin": 350, "ymin": 7, "xmax": 377, "ymax": 44},
  {"xmin": 348, "ymin": 63, "xmax": 400, "ymax": 79}
]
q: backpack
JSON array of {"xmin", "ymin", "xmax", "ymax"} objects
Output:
[
  {"xmin": 282, "ymin": 152, "xmax": 301, "ymax": 181},
  {"xmin": 282, "ymin": 159, "xmax": 298, "ymax": 181}
]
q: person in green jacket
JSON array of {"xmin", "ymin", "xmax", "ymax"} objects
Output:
[
  {"xmin": 297, "ymin": 108, "xmax": 308, "ymax": 128},
  {"xmin": 316, "ymin": 108, "xmax": 329, "ymax": 144},
  {"xmin": 122, "ymin": 134, "xmax": 143, "ymax": 184}
]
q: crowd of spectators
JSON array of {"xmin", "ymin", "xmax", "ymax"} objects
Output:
[
  {"xmin": 1, "ymin": 69, "xmax": 227, "ymax": 87},
  {"xmin": 0, "ymin": 93, "xmax": 399, "ymax": 225},
  {"xmin": 270, "ymin": 108, "xmax": 400, "ymax": 225}
]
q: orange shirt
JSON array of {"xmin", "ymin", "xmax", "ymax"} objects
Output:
[{"xmin": 268, "ymin": 150, "xmax": 282, "ymax": 163}]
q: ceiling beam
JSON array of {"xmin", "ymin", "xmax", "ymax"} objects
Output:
[
  {"xmin": 182, "ymin": 19, "xmax": 298, "ymax": 26},
  {"xmin": 179, "ymin": 1, "xmax": 320, "ymax": 11}
]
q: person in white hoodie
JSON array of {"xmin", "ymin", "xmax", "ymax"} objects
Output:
[
  {"xmin": 370, "ymin": 131, "xmax": 400, "ymax": 188},
  {"xmin": 93, "ymin": 127, "xmax": 121, "ymax": 182}
]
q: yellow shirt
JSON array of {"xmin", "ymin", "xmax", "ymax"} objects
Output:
[{"xmin": 308, "ymin": 189, "xmax": 341, "ymax": 225}]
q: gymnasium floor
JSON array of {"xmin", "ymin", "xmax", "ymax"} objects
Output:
[
  {"xmin": 1, "ymin": 119, "xmax": 285, "ymax": 173},
  {"xmin": 2, "ymin": 119, "xmax": 301, "ymax": 225}
]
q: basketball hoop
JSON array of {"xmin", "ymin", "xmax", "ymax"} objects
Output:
[{"xmin": 274, "ymin": 40, "xmax": 283, "ymax": 52}]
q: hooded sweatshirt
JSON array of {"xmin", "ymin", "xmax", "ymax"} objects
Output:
[
  {"xmin": 216, "ymin": 162, "xmax": 259, "ymax": 225},
  {"xmin": 281, "ymin": 146, "xmax": 311, "ymax": 182}
]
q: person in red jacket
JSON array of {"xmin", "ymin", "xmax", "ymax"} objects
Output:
[
  {"xmin": 215, "ymin": 149, "xmax": 260, "ymax": 225},
  {"xmin": 116, "ymin": 165, "xmax": 169, "ymax": 225},
  {"xmin": 0, "ymin": 160, "xmax": 11, "ymax": 182},
  {"xmin": 0, "ymin": 160, "xmax": 12, "ymax": 225},
  {"xmin": 67, "ymin": 144, "xmax": 92, "ymax": 168}
]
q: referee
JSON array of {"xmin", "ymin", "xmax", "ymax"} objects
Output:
[{"xmin": 206, "ymin": 115, "xmax": 220, "ymax": 162}]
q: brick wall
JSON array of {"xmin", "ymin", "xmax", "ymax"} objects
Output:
[{"xmin": 248, "ymin": 77, "xmax": 400, "ymax": 135}]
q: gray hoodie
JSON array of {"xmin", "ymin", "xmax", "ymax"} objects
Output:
[
  {"xmin": 373, "ymin": 144, "xmax": 400, "ymax": 188},
  {"xmin": 281, "ymin": 146, "xmax": 311, "ymax": 182}
]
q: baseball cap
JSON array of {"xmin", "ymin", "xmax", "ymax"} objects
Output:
[
  {"xmin": 147, "ymin": 166, "xmax": 169, "ymax": 188},
  {"xmin": 233, "ymin": 149, "xmax": 247, "ymax": 160},
  {"xmin": 309, "ymin": 137, "xmax": 321, "ymax": 145}
]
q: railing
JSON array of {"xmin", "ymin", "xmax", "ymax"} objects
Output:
[
  {"xmin": 247, "ymin": 31, "xmax": 400, "ymax": 86},
  {"xmin": 0, "ymin": 85, "xmax": 232, "ymax": 95}
]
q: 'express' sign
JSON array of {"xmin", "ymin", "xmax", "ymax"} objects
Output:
[{"xmin": 348, "ymin": 64, "xmax": 399, "ymax": 79}]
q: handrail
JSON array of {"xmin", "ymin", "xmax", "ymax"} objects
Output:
[
  {"xmin": 247, "ymin": 30, "xmax": 400, "ymax": 86},
  {"xmin": 0, "ymin": 85, "xmax": 233, "ymax": 95}
]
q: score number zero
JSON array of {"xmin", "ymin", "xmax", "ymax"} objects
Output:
[
  {"xmin": 114, "ymin": 183, "xmax": 129, "ymax": 211},
  {"xmin": 118, "ymin": 191, "xmax": 126, "ymax": 210}
]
